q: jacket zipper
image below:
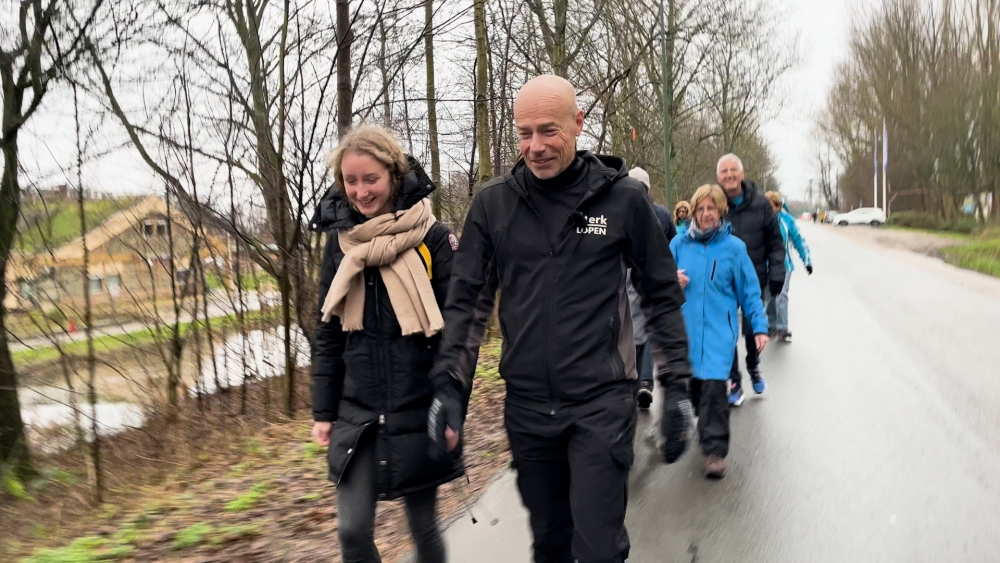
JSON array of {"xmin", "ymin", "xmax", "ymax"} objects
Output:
[
  {"xmin": 710, "ymin": 259, "xmax": 718, "ymax": 281},
  {"xmin": 514, "ymin": 176, "xmax": 614, "ymax": 417},
  {"xmin": 372, "ymin": 272, "xmax": 389, "ymax": 498}
]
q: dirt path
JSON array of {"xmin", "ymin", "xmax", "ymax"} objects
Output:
[{"xmin": 824, "ymin": 224, "xmax": 962, "ymax": 256}]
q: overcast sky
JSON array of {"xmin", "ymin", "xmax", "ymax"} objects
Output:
[{"xmin": 762, "ymin": 0, "xmax": 856, "ymax": 199}]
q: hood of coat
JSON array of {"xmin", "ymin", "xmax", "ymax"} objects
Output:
[{"xmin": 310, "ymin": 155, "xmax": 436, "ymax": 232}]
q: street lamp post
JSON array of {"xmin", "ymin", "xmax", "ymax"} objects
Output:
[{"xmin": 659, "ymin": 0, "xmax": 672, "ymax": 210}]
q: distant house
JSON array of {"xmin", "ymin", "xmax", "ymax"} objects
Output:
[{"xmin": 6, "ymin": 195, "xmax": 230, "ymax": 312}]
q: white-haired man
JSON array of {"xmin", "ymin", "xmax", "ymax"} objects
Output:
[{"xmin": 716, "ymin": 154, "xmax": 785, "ymax": 406}]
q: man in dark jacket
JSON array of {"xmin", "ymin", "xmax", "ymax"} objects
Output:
[
  {"xmin": 626, "ymin": 166, "xmax": 677, "ymax": 408},
  {"xmin": 427, "ymin": 75, "xmax": 693, "ymax": 563},
  {"xmin": 716, "ymin": 154, "xmax": 785, "ymax": 406}
]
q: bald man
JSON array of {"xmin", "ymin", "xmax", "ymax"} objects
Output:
[{"xmin": 428, "ymin": 75, "xmax": 692, "ymax": 563}]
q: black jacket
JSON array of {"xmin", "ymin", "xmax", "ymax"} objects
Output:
[
  {"xmin": 654, "ymin": 204, "xmax": 677, "ymax": 242},
  {"xmin": 310, "ymin": 157, "xmax": 463, "ymax": 500},
  {"xmin": 725, "ymin": 181, "xmax": 785, "ymax": 288},
  {"xmin": 433, "ymin": 152, "xmax": 692, "ymax": 415}
]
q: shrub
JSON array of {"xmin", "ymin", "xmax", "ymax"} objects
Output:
[{"xmin": 888, "ymin": 211, "xmax": 942, "ymax": 230}]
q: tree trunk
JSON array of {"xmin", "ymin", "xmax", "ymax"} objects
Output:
[
  {"xmin": 337, "ymin": 0, "xmax": 354, "ymax": 137},
  {"xmin": 74, "ymin": 83, "xmax": 101, "ymax": 503},
  {"xmin": 0, "ymin": 115, "xmax": 33, "ymax": 479},
  {"xmin": 473, "ymin": 0, "xmax": 493, "ymax": 186},
  {"xmin": 425, "ymin": 0, "xmax": 442, "ymax": 214}
]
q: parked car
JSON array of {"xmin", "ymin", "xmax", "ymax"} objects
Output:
[{"xmin": 834, "ymin": 207, "xmax": 886, "ymax": 227}]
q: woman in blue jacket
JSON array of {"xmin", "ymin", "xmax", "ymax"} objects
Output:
[
  {"xmin": 764, "ymin": 191, "xmax": 813, "ymax": 343},
  {"xmin": 671, "ymin": 184, "xmax": 769, "ymax": 479}
]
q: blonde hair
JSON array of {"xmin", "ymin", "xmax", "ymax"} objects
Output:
[
  {"xmin": 673, "ymin": 200, "xmax": 691, "ymax": 222},
  {"xmin": 689, "ymin": 184, "xmax": 728, "ymax": 227},
  {"xmin": 764, "ymin": 190, "xmax": 783, "ymax": 209},
  {"xmin": 327, "ymin": 126, "xmax": 409, "ymax": 192}
]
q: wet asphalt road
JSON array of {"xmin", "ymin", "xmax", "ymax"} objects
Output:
[{"xmin": 445, "ymin": 222, "xmax": 1000, "ymax": 563}]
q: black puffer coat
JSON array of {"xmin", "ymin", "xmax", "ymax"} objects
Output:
[
  {"xmin": 724, "ymin": 180, "xmax": 786, "ymax": 289},
  {"xmin": 309, "ymin": 157, "xmax": 463, "ymax": 500}
]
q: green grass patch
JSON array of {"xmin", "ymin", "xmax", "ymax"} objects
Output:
[
  {"xmin": 209, "ymin": 524, "xmax": 262, "ymax": 547},
  {"xmin": 12, "ymin": 309, "xmax": 279, "ymax": 367},
  {"xmin": 300, "ymin": 442, "xmax": 323, "ymax": 460},
  {"xmin": 3, "ymin": 473, "xmax": 33, "ymax": 501},
  {"xmin": 172, "ymin": 522, "xmax": 214, "ymax": 550},
  {"xmin": 237, "ymin": 271, "xmax": 277, "ymax": 291},
  {"xmin": 18, "ymin": 198, "xmax": 139, "ymax": 253},
  {"xmin": 22, "ymin": 535, "xmax": 133, "ymax": 562},
  {"xmin": 225, "ymin": 482, "xmax": 269, "ymax": 512},
  {"xmin": 941, "ymin": 237, "xmax": 1000, "ymax": 278}
]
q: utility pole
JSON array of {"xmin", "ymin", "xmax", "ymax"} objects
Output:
[{"xmin": 659, "ymin": 0, "xmax": 673, "ymax": 209}]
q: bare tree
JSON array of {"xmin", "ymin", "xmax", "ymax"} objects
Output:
[{"xmin": 0, "ymin": 0, "xmax": 102, "ymax": 480}]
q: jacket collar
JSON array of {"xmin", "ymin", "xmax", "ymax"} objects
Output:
[
  {"xmin": 730, "ymin": 180, "xmax": 760, "ymax": 211},
  {"xmin": 310, "ymin": 156, "xmax": 436, "ymax": 232},
  {"xmin": 506, "ymin": 151, "xmax": 627, "ymax": 204}
]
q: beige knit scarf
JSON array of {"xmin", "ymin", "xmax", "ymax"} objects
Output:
[{"xmin": 321, "ymin": 198, "xmax": 443, "ymax": 337}]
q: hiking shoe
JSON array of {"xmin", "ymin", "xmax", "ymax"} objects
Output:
[
  {"xmin": 705, "ymin": 455, "xmax": 726, "ymax": 479},
  {"xmin": 636, "ymin": 380, "xmax": 653, "ymax": 409},
  {"xmin": 782, "ymin": 331, "xmax": 793, "ymax": 343},
  {"xmin": 749, "ymin": 369, "xmax": 766, "ymax": 395},
  {"xmin": 728, "ymin": 385, "xmax": 745, "ymax": 407}
]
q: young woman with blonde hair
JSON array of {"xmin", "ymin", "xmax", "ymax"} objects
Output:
[{"xmin": 311, "ymin": 125, "xmax": 462, "ymax": 563}]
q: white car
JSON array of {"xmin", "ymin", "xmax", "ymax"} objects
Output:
[{"xmin": 835, "ymin": 207, "xmax": 886, "ymax": 227}]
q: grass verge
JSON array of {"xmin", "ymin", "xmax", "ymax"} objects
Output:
[
  {"xmin": 940, "ymin": 236, "xmax": 1000, "ymax": 278},
  {"xmin": 12, "ymin": 309, "xmax": 279, "ymax": 367}
]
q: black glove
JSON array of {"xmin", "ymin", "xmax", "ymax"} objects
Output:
[
  {"xmin": 427, "ymin": 382, "xmax": 464, "ymax": 462},
  {"xmin": 806, "ymin": 265, "xmax": 814, "ymax": 275},
  {"xmin": 769, "ymin": 279, "xmax": 785, "ymax": 297},
  {"xmin": 660, "ymin": 389, "xmax": 691, "ymax": 464}
]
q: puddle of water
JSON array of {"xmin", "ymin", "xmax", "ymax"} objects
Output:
[
  {"xmin": 19, "ymin": 324, "xmax": 308, "ymax": 444},
  {"xmin": 192, "ymin": 324, "xmax": 309, "ymax": 396}
]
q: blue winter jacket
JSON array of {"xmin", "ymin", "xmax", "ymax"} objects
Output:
[
  {"xmin": 670, "ymin": 222, "xmax": 769, "ymax": 381},
  {"xmin": 777, "ymin": 209, "xmax": 812, "ymax": 273}
]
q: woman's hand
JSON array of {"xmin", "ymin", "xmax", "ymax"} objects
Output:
[
  {"xmin": 677, "ymin": 269, "xmax": 689, "ymax": 289},
  {"xmin": 312, "ymin": 421, "xmax": 334, "ymax": 447},
  {"xmin": 755, "ymin": 334, "xmax": 770, "ymax": 354}
]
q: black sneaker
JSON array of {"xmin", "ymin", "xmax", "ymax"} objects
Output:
[
  {"xmin": 636, "ymin": 380, "xmax": 653, "ymax": 409},
  {"xmin": 782, "ymin": 331, "xmax": 793, "ymax": 343}
]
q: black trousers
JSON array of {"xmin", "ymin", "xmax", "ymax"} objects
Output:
[
  {"xmin": 505, "ymin": 393, "xmax": 636, "ymax": 563},
  {"xmin": 729, "ymin": 284, "xmax": 769, "ymax": 390},
  {"xmin": 337, "ymin": 429, "xmax": 445, "ymax": 563},
  {"xmin": 689, "ymin": 379, "xmax": 730, "ymax": 458}
]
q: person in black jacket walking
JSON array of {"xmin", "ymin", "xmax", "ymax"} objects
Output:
[
  {"xmin": 626, "ymin": 166, "xmax": 677, "ymax": 409},
  {"xmin": 426, "ymin": 75, "xmax": 693, "ymax": 563},
  {"xmin": 311, "ymin": 126, "xmax": 461, "ymax": 563},
  {"xmin": 716, "ymin": 154, "xmax": 785, "ymax": 406}
]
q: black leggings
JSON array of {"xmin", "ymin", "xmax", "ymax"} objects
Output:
[{"xmin": 337, "ymin": 431, "xmax": 446, "ymax": 563}]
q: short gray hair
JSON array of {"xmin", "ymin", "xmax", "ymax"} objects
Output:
[{"xmin": 717, "ymin": 153, "xmax": 744, "ymax": 173}]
